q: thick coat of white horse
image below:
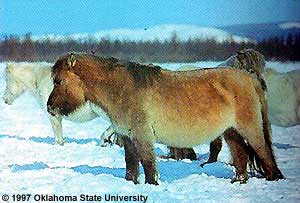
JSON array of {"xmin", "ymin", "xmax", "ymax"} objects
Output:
[
  {"xmin": 177, "ymin": 66, "xmax": 300, "ymax": 127},
  {"xmin": 263, "ymin": 68, "xmax": 300, "ymax": 127},
  {"xmin": 2, "ymin": 62, "xmax": 111, "ymax": 145}
]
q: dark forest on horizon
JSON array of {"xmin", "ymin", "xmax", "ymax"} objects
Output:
[{"xmin": 0, "ymin": 32, "xmax": 299, "ymax": 62}]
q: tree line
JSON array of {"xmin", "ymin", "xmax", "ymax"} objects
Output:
[{"xmin": 0, "ymin": 32, "xmax": 299, "ymax": 62}]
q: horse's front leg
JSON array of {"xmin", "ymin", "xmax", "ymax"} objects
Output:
[
  {"xmin": 137, "ymin": 138, "xmax": 158, "ymax": 185},
  {"xmin": 49, "ymin": 116, "xmax": 64, "ymax": 145},
  {"xmin": 123, "ymin": 136, "xmax": 139, "ymax": 184},
  {"xmin": 131, "ymin": 125, "xmax": 158, "ymax": 185},
  {"xmin": 100, "ymin": 125, "xmax": 115, "ymax": 146}
]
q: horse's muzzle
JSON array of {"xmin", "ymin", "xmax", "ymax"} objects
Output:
[
  {"xmin": 47, "ymin": 105, "xmax": 59, "ymax": 116},
  {"xmin": 3, "ymin": 97, "xmax": 12, "ymax": 105}
]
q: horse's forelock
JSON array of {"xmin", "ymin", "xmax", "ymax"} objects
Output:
[{"xmin": 53, "ymin": 56, "xmax": 68, "ymax": 70}]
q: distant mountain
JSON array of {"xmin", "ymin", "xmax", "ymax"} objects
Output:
[
  {"xmin": 219, "ymin": 21, "xmax": 300, "ymax": 41},
  {"xmin": 31, "ymin": 24, "xmax": 252, "ymax": 43}
]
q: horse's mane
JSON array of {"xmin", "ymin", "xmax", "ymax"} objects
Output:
[
  {"xmin": 58, "ymin": 53, "xmax": 162, "ymax": 88},
  {"xmin": 219, "ymin": 49, "xmax": 267, "ymax": 91},
  {"xmin": 220, "ymin": 49, "xmax": 265, "ymax": 75},
  {"xmin": 125, "ymin": 62, "xmax": 161, "ymax": 88}
]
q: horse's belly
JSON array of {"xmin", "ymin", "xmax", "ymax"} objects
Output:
[
  {"xmin": 154, "ymin": 127, "xmax": 224, "ymax": 148},
  {"xmin": 150, "ymin": 110, "xmax": 235, "ymax": 148},
  {"xmin": 143, "ymin": 82, "xmax": 236, "ymax": 147}
]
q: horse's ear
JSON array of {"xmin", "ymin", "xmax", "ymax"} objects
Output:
[
  {"xmin": 236, "ymin": 50, "xmax": 245, "ymax": 55},
  {"xmin": 236, "ymin": 50, "xmax": 245, "ymax": 60},
  {"xmin": 6, "ymin": 63, "xmax": 14, "ymax": 73},
  {"xmin": 67, "ymin": 53, "xmax": 77, "ymax": 68}
]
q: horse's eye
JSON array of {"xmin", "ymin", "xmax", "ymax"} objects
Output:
[{"xmin": 54, "ymin": 79, "xmax": 62, "ymax": 86}]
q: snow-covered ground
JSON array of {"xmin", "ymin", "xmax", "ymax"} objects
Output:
[{"xmin": 0, "ymin": 62, "xmax": 299, "ymax": 202}]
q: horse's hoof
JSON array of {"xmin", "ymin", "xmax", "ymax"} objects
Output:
[
  {"xmin": 231, "ymin": 174, "xmax": 248, "ymax": 184},
  {"xmin": 125, "ymin": 177, "xmax": 139, "ymax": 184},
  {"xmin": 125, "ymin": 171, "xmax": 139, "ymax": 184},
  {"xmin": 145, "ymin": 180, "xmax": 159, "ymax": 185},
  {"xmin": 100, "ymin": 140, "xmax": 113, "ymax": 147},
  {"xmin": 100, "ymin": 143, "xmax": 109, "ymax": 147},
  {"xmin": 266, "ymin": 173, "xmax": 285, "ymax": 181},
  {"xmin": 56, "ymin": 139, "xmax": 65, "ymax": 146},
  {"xmin": 200, "ymin": 161, "xmax": 214, "ymax": 167}
]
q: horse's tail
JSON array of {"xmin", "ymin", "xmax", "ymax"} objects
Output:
[
  {"xmin": 247, "ymin": 82, "xmax": 284, "ymax": 179},
  {"xmin": 247, "ymin": 143, "xmax": 264, "ymax": 176},
  {"xmin": 258, "ymin": 77, "xmax": 267, "ymax": 92}
]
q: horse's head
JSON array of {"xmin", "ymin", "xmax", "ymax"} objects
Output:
[
  {"xmin": 235, "ymin": 49, "xmax": 266, "ymax": 75},
  {"xmin": 47, "ymin": 54, "xmax": 87, "ymax": 116},
  {"xmin": 3, "ymin": 63, "xmax": 26, "ymax": 105}
]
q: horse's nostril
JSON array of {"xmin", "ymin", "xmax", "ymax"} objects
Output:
[
  {"xmin": 3, "ymin": 98, "xmax": 9, "ymax": 104},
  {"xmin": 47, "ymin": 105, "xmax": 53, "ymax": 112}
]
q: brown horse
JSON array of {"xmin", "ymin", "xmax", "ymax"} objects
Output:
[
  {"xmin": 104, "ymin": 49, "xmax": 267, "ymax": 162},
  {"xmin": 171, "ymin": 49, "xmax": 267, "ymax": 164},
  {"xmin": 47, "ymin": 53, "xmax": 283, "ymax": 185}
]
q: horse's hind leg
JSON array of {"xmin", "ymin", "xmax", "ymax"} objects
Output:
[
  {"xmin": 238, "ymin": 124, "xmax": 284, "ymax": 181},
  {"xmin": 223, "ymin": 128, "xmax": 249, "ymax": 183},
  {"xmin": 200, "ymin": 136, "xmax": 222, "ymax": 167},
  {"xmin": 235, "ymin": 86, "xmax": 283, "ymax": 181}
]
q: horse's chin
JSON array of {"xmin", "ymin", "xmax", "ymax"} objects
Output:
[
  {"xmin": 63, "ymin": 106, "xmax": 82, "ymax": 117},
  {"xmin": 47, "ymin": 106, "xmax": 63, "ymax": 117},
  {"xmin": 3, "ymin": 97, "xmax": 13, "ymax": 105},
  {"xmin": 63, "ymin": 102, "xmax": 98, "ymax": 122}
]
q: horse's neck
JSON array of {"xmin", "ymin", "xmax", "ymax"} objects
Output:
[
  {"xmin": 26, "ymin": 65, "xmax": 53, "ymax": 105},
  {"xmin": 263, "ymin": 68, "xmax": 279, "ymax": 79},
  {"xmin": 90, "ymin": 68, "xmax": 135, "ymax": 126},
  {"xmin": 17, "ymin": 67, "xmax": 39, "ymax": 91}
]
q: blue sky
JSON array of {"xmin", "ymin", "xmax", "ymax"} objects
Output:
[{"xmin": 1, "ymin": 0, "xmax": 300, "ymax": 35}]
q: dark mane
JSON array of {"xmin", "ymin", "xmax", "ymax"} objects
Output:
[
  {"xmin": 54, "ymin": 52, "xmax": 126, "ymax": 71},
  {"xmin": 219, "ymin": 49, "xmax": 267, "ymax": 91},
  {"xmin": 125, "ymin": 62, "xmax": 162, "ymax": 88},
  {"xmin": 55, "ymin": 52, "xmax": 162, "ymax": 88}
]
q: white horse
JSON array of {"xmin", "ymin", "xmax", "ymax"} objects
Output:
[
  {"xmin": 263, "ymin": 68, "xmax": 300, "ymax": 127},
  {"xmin": 2, "ymin": 62, "xmax": 111, "ymax": 145}
]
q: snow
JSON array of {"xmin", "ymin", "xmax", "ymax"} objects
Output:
[
  {"xmin": 154, "ymin": 61, "xmax": 300, "ymax": 72},
  {"xmin": 279, "ymin": 22, "xmax": 300, "ymax": 29},
  {"xmin": 31, "ymin": 24, "xmax": 253, "ymax": 43},
  {"xmin": 0, "ymin": 62, "xmax": 299, "ymax": 202}
]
